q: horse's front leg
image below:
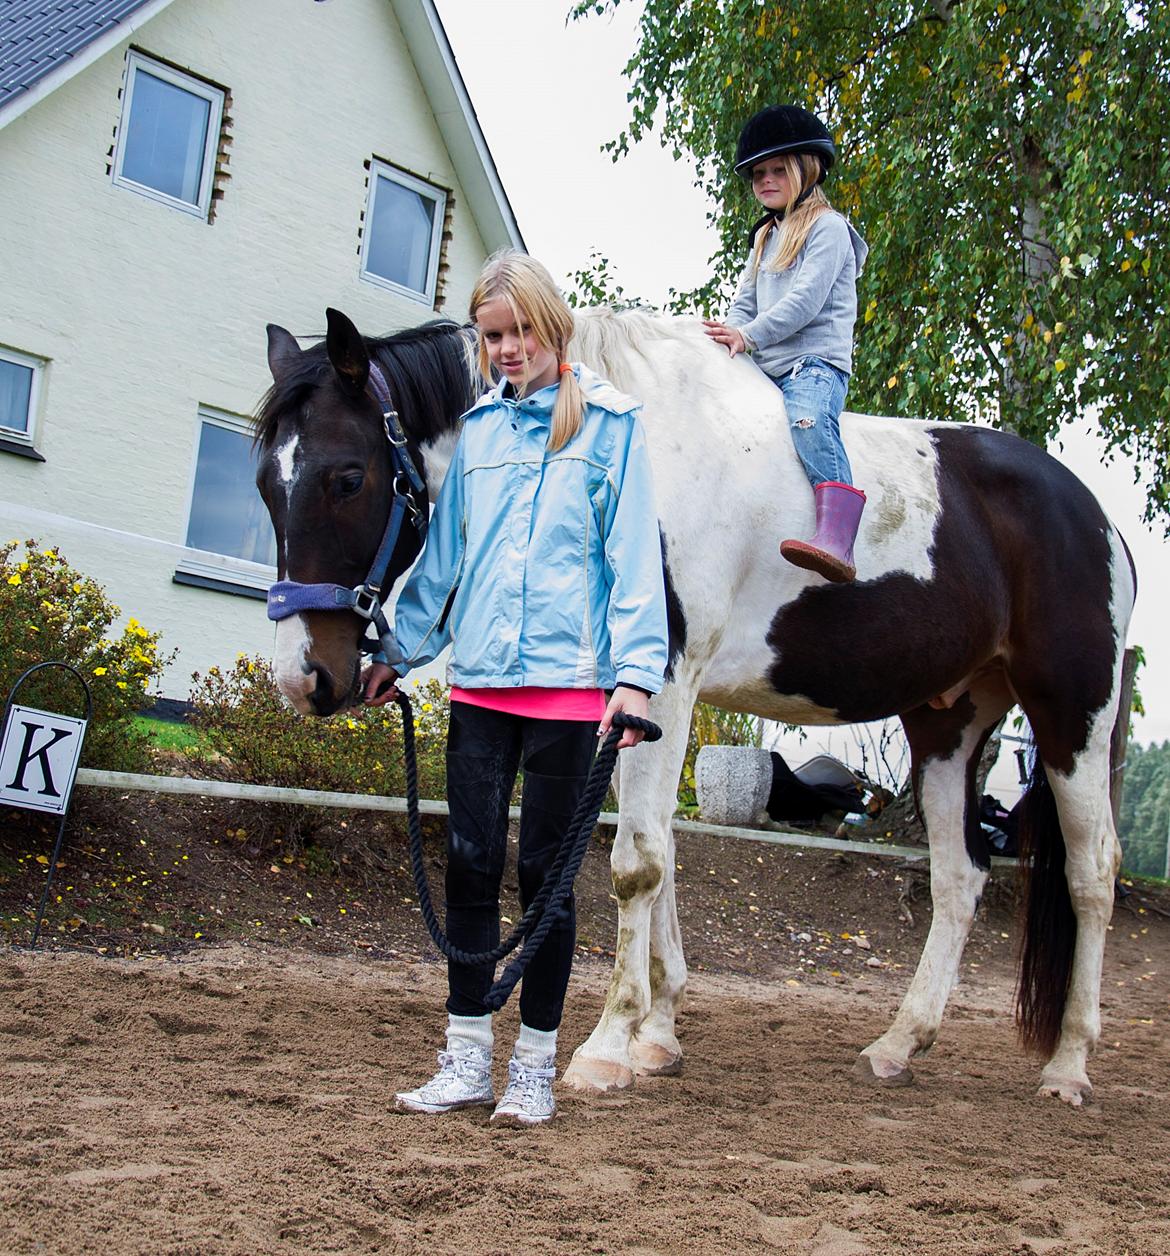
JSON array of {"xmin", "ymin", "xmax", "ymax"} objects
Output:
[
  {"xmin": 564, "ymin": 682, "xmax": 694, "ymax": 1092},
  {"xmin": 630, "ymin": 827, "xmax": 686, "ymax": 1076}
]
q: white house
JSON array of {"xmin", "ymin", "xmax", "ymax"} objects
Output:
[{"xmin": 0, "ymin": 0, "xmax": 522, "ymax": 698}]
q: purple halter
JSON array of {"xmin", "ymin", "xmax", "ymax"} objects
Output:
[{"xmin": 266, "ymin": 360, "xmax": 427, "ymax": 660}]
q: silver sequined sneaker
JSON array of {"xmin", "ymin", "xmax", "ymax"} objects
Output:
[
  {"xmin": 490, "ymin": 1055, "xmax": 556, "ymax": 1126},
  {"xmin": 395, "ymin": 1045, "xmax": 494, "ymax": 1114}
]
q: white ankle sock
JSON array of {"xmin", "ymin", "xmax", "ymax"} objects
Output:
[
  {"xmin": 514, "ymin": 1023, "xmax": 557, "ymax": 1067},
  {"xmin": 447, "ymin": 1014, "xmax": 492, "ymax": 1056}
]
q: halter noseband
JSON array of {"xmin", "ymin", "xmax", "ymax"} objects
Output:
[{"xmin": 265, "ymin": 360, "xmax": 428, "ymax": 661}]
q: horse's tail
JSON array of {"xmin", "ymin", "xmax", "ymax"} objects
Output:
[{"xmin": 1015, "ymin": 753, "xmax": 1075, "ymax": 1056}]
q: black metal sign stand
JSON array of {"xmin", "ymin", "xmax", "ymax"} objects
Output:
[{"xmin": 1, "ymin": 662, "xmax": 92, "ymax": 947}]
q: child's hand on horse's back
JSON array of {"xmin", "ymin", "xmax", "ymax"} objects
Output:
[
  {"xmin": 600, "ymin": 686, "xmax": 651, "ymax": 750},
  {"xmin": 701, "ymin": 320, "xmax": 746, "ymax": 357},
  {"xmin": 362, "ymin": 662, "xmax": 399, "ymax": 706}
]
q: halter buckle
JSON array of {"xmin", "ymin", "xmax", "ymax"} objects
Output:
[
  {"xmin": 351, "ymin": 586, "xmax": 381, "ymax": 621},
  {"xmin": 382, "ymin": 411, "xmax": 408, "ymax": 447}
]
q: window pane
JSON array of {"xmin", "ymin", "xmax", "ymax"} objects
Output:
[
  {"xmin": 121, "ymin": 70, "xmax": 211, "ymax": 205},
  {"xmin": 186, "ymin": 422, "xmax": 277, "ymax": 567},
  {"xmin": 0, "ymin": 359, "xmax": 33, "ymax": 434},
  {"xmin": 366, "ymin": 175, "xmax": 437, "ymax": 294}
]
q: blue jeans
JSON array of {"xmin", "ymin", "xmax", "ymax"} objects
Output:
[{"xmin": 774, "ymin": 356, "xmax": 851, "ymax": 488}]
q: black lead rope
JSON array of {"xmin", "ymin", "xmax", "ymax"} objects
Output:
[{"xmin": 394, "ymin": 692, "xmax": 662, "ymax": 1012}]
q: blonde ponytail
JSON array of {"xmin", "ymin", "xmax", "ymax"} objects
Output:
[{"xmin": 549, "ymin": 364, "xmax": 584, "ymax": 453}]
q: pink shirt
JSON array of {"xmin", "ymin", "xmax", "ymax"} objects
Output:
[{"xmin": 451, "ymin": 686, "xmax": 606, "ymax": 722}]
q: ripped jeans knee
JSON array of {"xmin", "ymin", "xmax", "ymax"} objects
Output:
[{"xmin": 775, "ymin": 356, "xmax": 852, "ymax": 487}]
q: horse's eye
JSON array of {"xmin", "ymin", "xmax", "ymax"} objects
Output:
[{"xmin": 337, "ymin": 472, "xmax": 364, "ymax": 498}]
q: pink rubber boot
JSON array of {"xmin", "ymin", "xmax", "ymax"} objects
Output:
[{"xmin": 780, "ymin": 481, "xmax": 866, "ymax": 583}]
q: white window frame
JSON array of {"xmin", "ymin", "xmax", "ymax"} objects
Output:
[
  {"xmin": 176, "ymin": 407, "xmax": 276, "ymax": 593},
  {"xmin": 359, "ymin": 160, "xmax": 447, "ymax": 304},
  {"xmin": 0, "ymin": 346, "xmax": 44, "ymax": 448},
  {"xmin": 111, "ymin": 51, "xmax": 224, "ymax": 219}
]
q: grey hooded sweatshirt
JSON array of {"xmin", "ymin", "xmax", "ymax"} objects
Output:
[{"xmin": 726, "ymin": 209, "xmax": 868, "ymax": 380}]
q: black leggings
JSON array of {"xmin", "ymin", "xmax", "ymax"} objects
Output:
[{"xmin": 443, "ymin": 701, "xmax": 597, "ymax": 1031}]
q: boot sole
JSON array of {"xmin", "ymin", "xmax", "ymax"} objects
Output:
[
  {"xmin": 780, "ymin": 541, "xmax": 855, "ymax": 583},
  {"xmin": 489, "ymin": 1107, "xmax": 555, "ymax": 1127},
  {"xmin": 394, "ymin": 1094, "xmax": 495, "ymax": 1115}
]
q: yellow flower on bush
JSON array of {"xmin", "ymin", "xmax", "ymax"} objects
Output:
[
  {"xmin": 7, "ymin": 574, "xmax": 20, "ymax": 586},
  {"xmin": 93, "ymin": 666, "xmax": 108, "ymax": 676}
]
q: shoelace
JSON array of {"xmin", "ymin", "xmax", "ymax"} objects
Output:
[
  {"xmin": 503, "ymin": 1058, "xmax": 555, "ymax": 1105},
  {"xmin": 430, "ymin": 1050, "xmax": 490, "ymax": 1087}
]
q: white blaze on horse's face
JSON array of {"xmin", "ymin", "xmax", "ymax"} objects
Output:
[
  {"xmin": 273, "ymin": 616, "xmax": 315, "ymax": 714},
  {"xmin": 276, "ymin": 434, "xmax": 300, "ymax": 495}
]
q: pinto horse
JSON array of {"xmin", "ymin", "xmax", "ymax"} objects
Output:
[{"xmin": 257, "ymin": 307, "xmax": 1135, "ymax": 1107}]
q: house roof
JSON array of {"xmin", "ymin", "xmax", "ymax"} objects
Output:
[
  {"xmin": 0, "ymin": 0, "xmax": 523, "ymax": 251},
  {"xmin": 0, "ymin": 0, "xmax": 165, "ymax": 114}
]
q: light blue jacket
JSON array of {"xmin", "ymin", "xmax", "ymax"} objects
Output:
[
  {"xmin": 382, "ymin": 365, "xmax": 668, "ymax": 695},
  {"xmin": 727, "ymin": 210, "xmax": 868, "ymax": 380}
]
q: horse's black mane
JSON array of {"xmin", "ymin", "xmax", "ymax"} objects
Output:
[{"xmin": 254, "ymin": 320, "xmax": 478, "ymax": 448}]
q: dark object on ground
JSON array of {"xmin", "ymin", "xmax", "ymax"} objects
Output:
[
  {"xmin": 140, "ymin": 697, "xmax": 194, "ymax": 724},
  {"xmin": 979, "ymin": 793, "xmax": 1020, "ymax": 857},
  {"xmin": 767, "ymin": 751, "xmax": 865, "ymax": 825}
]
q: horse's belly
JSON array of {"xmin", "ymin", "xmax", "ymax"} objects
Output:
[{"xmin": 697, "ymin": 672, "xmax": 849, "ymax": 726}]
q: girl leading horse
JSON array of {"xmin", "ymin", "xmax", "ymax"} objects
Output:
[{"xmin": 257, "ymin": 305, "xmax": 1135, "ymax": 1108}]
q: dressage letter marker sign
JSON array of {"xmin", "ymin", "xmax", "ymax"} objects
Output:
[{"xmin": 0, "ymin": 705, "xmax": 87, "ymax": 815}]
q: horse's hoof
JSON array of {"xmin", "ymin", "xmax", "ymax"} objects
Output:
[
  {"xmin": 1037, "ymin": 1076, "xmax": 1093, "ymax": 1107},
  {"xmin": 563, "ymin": 1054, "xmax": 635, "ymax": 1093},
  {"xmin": 630, "ymin": 1038, "xmax": 682, "ymax": 1077},
  {"xmin": 854, "ymin": 1053, "xmax": 914, "ymax": 1088}
]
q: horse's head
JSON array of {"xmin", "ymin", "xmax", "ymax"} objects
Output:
[{"xmin": 256, "ymin": 308, "xmax": 473, "ymax": 715}]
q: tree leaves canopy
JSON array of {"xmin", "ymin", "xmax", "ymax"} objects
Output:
[{"xmin": 575, "ymin": 0, "xmax": 1170, "ymax": 523}]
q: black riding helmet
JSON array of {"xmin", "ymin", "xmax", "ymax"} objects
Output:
[{"xmin": 734, "ymin": 105, "xmax": 836, "ymax": 181}]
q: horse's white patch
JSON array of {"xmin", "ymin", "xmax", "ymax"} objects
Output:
[
  {"xmin": 276, "ymin": 434, "xmax": 300, "ymax": 494},
  {"xmin": 567, "ymin": 313, "xmax": 943, "ymax": 715},
  {"xmin": 273, "ymin": 615, "xmax": 315, "ymax": 714},
  {"xmin": 420, "ymin": 428, "xmax": 460, "ymax": 493}
]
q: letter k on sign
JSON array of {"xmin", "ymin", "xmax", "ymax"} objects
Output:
[{"xmin": 0, "ymin": 706, "xmax": 87, "ymax": 816}]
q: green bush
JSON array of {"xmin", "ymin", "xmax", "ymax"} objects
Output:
[
  {"xmin": 186, "ymin": 654, "xmax": 451, "ymax": 802},
  {"xmin": 0, "ymin": 540, "xmax": 171, "ymax": 772}
]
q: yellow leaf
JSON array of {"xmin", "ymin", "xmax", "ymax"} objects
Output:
[
  {"xmin": 886, "ymin": 375, "xmax": 898, "ymax": 389},
  {"xmin": 1054, "ymin": 359, "xmax": 1067, "ymax": 372},
  {"xmin": 725, "ymin": 73, "xmax": 733, "ymax": 86},
  {"xmin": 1079, "ymin": 49, "xmax": 1092, "ymax": 66}
]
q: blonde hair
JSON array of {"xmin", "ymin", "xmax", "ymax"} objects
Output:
[
  {"xmin": 752, "ymin": 152, "xmax": 832, "ymax": 273},
  {"xmin": 470, "ymin": 250, "xmax": 584, "ymax": 453}
]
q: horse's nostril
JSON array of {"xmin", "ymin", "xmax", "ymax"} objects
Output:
[{"xmin": 307, "ymin": 668, "xmax": 332, "ymax": 716}]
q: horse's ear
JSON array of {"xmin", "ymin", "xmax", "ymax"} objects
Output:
[
  {"xmin": 266, "ymin": 324, "xmax": 302, "ymax": 382},
  {"xmin": 325, "ymin": 307, "xmax": 370, "ymax": 399}
]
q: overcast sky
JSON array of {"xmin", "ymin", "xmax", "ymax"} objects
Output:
[{"xmin": 434, "ymin": 0, "xmax": 1170, "ymax": 772}]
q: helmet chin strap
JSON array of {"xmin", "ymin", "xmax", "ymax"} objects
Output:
[{"xmin": 747, "ymin": 184, "xmax": 817, "ymax": 249}]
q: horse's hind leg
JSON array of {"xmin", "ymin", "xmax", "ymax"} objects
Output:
[
  {"xmin": 1012, "ymin": 680, "xmax": 1126, "ymax": 1106},
  {"xmin": 1028, "ymin": 734, "xmax": 1120, "ymax": 1106},
  {"xmin": 563, "ymin": 679, "xmax": 696, "ymax": 1092},
  {"xmin": 857, "ymin": 672, "xmax": 1012, "ymax": 1086},
  {"xmin": 1009, "ymin": 528, "xmax": 1132, "ymax": 1105}
]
